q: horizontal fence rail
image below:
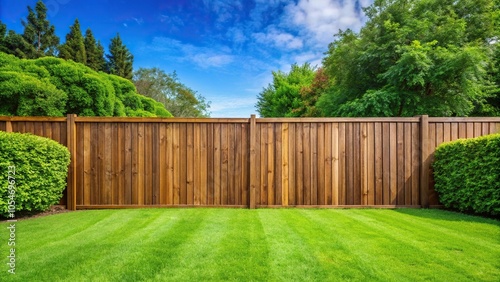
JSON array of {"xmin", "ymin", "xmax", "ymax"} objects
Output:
[{"xmin": 1, "ymin": 115, "xmax": 499, "ymax": 210}]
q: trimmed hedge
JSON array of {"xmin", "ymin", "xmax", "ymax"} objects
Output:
[
  {"xmin": 0, "ymin": 52, "xmax": 173, "ymax": 117},
  {"xmin": 0, "ymin": 131, "xmax": 70, "ymax": 217},
  {"xmin": 433, "ymin": 134, "xmax": 500, "ymax": 216}
]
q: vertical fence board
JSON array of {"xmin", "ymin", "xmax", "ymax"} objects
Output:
[
  {"xmin": 353, "ymin": 123, "xmax": 361, "ymax": 205},
  {"xmin": 338, "ymin": 123, "xmax": 346, "ymax": 205},
  {"xmin": 214, "ymin": 123, "xmax": 222, "ymax": 205},
  {"xmin": 397, "ymin": 123, "xmax": 405, "ymax": 205},
  {"xmin": 389, "ymin": 123, "xmax": 397, "ymax": 205},
  {"xmin": 241, "ymin": 123, "xmax": 248, "ymax": 206},
  {"xmin": 296, "ymin": 123, "xmax": 303, "ymax": 205},
  {"xmin": 345, "ymin": 123, "xmax": 354, "ymax": 205},
  {"xmin": 324, "ymin": 123, "xmax": 333, "ymax": 205},
  {"xmin": 193, "ymin": 123, "xmax": 201, "ymax": 205},
  {"xmin": 361, "ymin": 123, "xmax": 368, "ymax": 205},
  {"xmin": 303, "ymin": 123, "xmax": 311, "ymax": 205},
  {"xmin": 83, "ymin": 123, "xmax": 91, "ymax": 205},
  {"xmin": 411, "ymin": 123, "xmax": 420, "ymax": 206},
  {"xmin": 267, "ymin": 123, "xmax": 275, "ymax": 205},
  {"xmin": 311, "ymin": 123, "xmax": 318, "ymax": 205},
  {"xmin": 288, "ymin": 123, "xmax": 296, "ymax": 205},
  {"xmin": 235, "ymin": 124, "xmax": 242, "ymax": 204},
  {"xmin": 382, "ymin": 123, "xmax": 390, "ymax": 205},
  {"xmin": 104, "ymin": 123, "xmax": 113, "ymax": 204},
  {"xmin": 366, "ymin": 123, "xmax": 375, "ymax": 205},
  {"xmin": 404, "ymin": 123, "xmax": 412, "ymax": 205},
  {"xmin": 124, "ymin": 123, "xmax": 132, "ymax": 204},
  {"xmin": 207, "ymin": 124, "xmax": 215, "ymax": 205},
  {"xmin": 221, "ymin": 124, "xmax": 229, "ymax": 205},
  {"xmin": 374, "ymin": 123, "xmax": 383, "ymax": 205},
  {"xmin": 282, "ymin": 123, "xmax": 289, "ymax": 206}
]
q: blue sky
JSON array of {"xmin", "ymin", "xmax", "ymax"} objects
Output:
[{"xmin": 0, "ymin": 0, "xmax": 373, "ymax": 117}]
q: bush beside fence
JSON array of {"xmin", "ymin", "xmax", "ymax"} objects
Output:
[
  {"xmin": 0, "ymin": 131, "xmax": 70, "ymax": 217},
  {"xmin": 433, "ymin": 134, "xmax": 500, "ymax": 216}
]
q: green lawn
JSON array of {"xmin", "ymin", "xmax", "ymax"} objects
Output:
[{"xmin": 1, "ymin": 209, "xmax": 499, "ymax": 281}]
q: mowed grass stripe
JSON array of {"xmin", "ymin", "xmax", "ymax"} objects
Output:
[
  {"xmin": 152, "ymin": 209, "xmax": 270, "ymax": 281},
  {"xmin": 259, "ymin": 210, "xmax": 331, "ymax": 281},
  {"xmin": 277, "ymin": 209, "xmax": 389, "ymax": 281},
  {"xmin": 307, "ymin": 209, "xmax": 499, "ymax": 281},
  {"xmin": 344, "ymin": 209, "xmax": 500, "ymax": 280},
  {"xmin": 15, "ymin": 209, "xmax": 190, "ymax": 281},
  {"xmin": 0, "ymin": 209, "xmax": 498, "ymax": 282}
]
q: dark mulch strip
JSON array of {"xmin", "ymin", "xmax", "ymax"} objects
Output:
[{"xmin": 1, "ymin": 205, "xmax": 72, "ymax": 221}]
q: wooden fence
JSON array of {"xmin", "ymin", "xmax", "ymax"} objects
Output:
[{"xmin": 1, "ymin": 115, "xmax": 499, "ymax": 210}]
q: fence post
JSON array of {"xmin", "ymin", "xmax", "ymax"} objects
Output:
[
  {"xmin": 66, "ymin": 114, "xmax": 77, "ymax": 211},
  {"xmin": 5, "ymin": 118, "xmax": 12, "ymax": 132},
  {"xmin": 249, "ymin": 115, "xmax": 257, "ymax": 209},
  {"xmin": 419, "ymin": 115, "xmax": 429, "ymax": 208}
]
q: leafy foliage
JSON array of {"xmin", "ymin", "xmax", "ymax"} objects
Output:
[
  {"xmin": 21, "ymin": 0, "xmax": 60, "ymax": 58},
  {"xmin": 84, "ymin": 28, "xmax": 106, "ymax": 72},
  {"xmin": 256, "ymin": 63, "xmax": 316, "ymax": 117},
  {"xmin": 0, "ymin": 52, "xmax": 171, "ymax": 117},
  {"xmin": 58, "ymin": 19, "xmax": 86, "ymax": 64},
  {"xmin": 433, "ymin": 134, "xmax": 500, "ymax": 216},
  {"xmin": 134, "ymin": 67, "xmax": 211, "ymax": 117},
  {"xmin": 318, "ymin": 0, "xmax": 500, "ymax": 117},
  {"xmin": 106, "ymin": 33, "xmax": 133, "ymax": 80},
  {"xmin": 0, "ymin": 131, "xmax": 70, "ymax": 217}
]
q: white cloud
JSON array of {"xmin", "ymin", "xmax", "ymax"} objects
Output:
[
  {"xmin": 132, "ymin": 17, "xmax": 143, "ymax": 25},
  {"xmin": 284, "ymin": 0, "xmax": 370, "ymax": 46},
  {"xmin": 208, "ymin": 96, "xmax": 258, "ymax": 117},
  {"xmin": 203, "ymin": 0, "xmax": 244, "ymax": 28},
  {"xmin": 253, "ymin": 27, "xmax": 303, "ymax": 50},
  {"xmin": 142, "ymin": 37, "xmax": 234, "ymax": 69},
  {"xmin": 192, "ymin": 54, "xmax": 234, "ymax": 68},
  {"xmin": 293, "ymin": 52, "xmax": 323, "ymax": 67},
  {"xmin": 226, "ymin": 27, "xmax": 247, "ymax": 45}
]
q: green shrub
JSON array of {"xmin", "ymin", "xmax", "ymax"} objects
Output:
[
  {"xmin": 0, "ymin": 52, "xmax": 172, "ymax": 117},
  {"xmin": 0, "ymin": 131, "xmax": 70, "ymax": 217},
  {"xmin": 433, "ymin": 134, "xmax": 500, "ymax": 216}
]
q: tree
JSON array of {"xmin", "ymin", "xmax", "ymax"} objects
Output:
[
  {"xmin": 317, "ymin": 0, "xmax": 500, "ymax": 117},
  {"xmin": 106, "ymin": 33, "xmax": 133, "ymax": 80},
  {"xmin": 296, "ymin": 68, "xmax": 331, "ymax": 117},
  {"xmin": 21, "ymin": 0, "xmax": 59, "ymax": 58},
  {"xmin": 133, "ymin": 67, "xmax": 211, "ymax": 117},
  {"xmin": 84, "ymin": 28, "xmax": 105, "ymax": 71},
  {"xmin": 59, "ymin": 19, "xmax": 86, "ymax": 63},
  {"xmin": 256, "ymin": 63, "xmax": 316, "ymax": 117},
  {"xmin": 0, "ymin": 21, "xmax": 7, "ymax": 53}
]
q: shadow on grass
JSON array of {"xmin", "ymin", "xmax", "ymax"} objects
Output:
[{"xmin": 393, "ymin": 208, "xmax": 500, "ymax": 225}]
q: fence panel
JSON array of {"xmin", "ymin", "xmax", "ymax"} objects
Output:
[{"xmin": 1, "ymin": 115, "xmax": 499, "ymax": 209}]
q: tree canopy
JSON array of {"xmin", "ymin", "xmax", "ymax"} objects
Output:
[
  {"xmin": 134, "ymin": 68, "xmax": 211, "ymax": 117},
  {"xmin": 84, "ymin": 28, "xmax": 106, "ymax": 72},
  {"xmin": 256, "ymin": 63, "xmax": 316, "ymax": 117},
  {"xmin": 106, "ymin": 33, "xmax": 134, "ymax": 80},
  {"xmin": 21, "ymin": 0, "xmax": 59, "ymax": 58},
  {"xmin": 58, "ymin": 19, "xmax": 86, "ymax": 64}
]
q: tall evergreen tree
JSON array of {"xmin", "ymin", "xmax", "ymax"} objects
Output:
[
  {"xmin": 59, "ymin": 19, "xmax": 86, "ymax": 63},
  {"xmin": 84, "ymin": 28, "xmax": 105, "ymax": 71},
  {"xmin": 0, "ymin": 21, "xmax": 32, "ymax": 58},
  {"xmin": 0, "ymin": 21, "xmax": 6, "ymax": 52},
  {"xmin": 21, "ymin": 0, "xmax": 59, "ymax": 58},
  {"xmin": 106, "ymin": 33, "xmax": 133, "ymax": 80}
]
